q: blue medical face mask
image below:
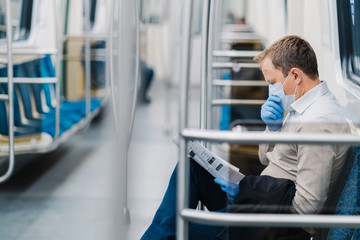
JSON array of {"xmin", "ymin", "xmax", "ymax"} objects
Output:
[{"xmin": 268, "ymin": 73, "xmax": 297, "ymax": 111}]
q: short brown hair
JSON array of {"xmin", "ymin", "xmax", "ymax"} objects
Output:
[{"xmin": 254, "ymin": 35, "xmax": 319, "ymax": 79}]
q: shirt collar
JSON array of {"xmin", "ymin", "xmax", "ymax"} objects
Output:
[{"xmin": 289, "ymin": 81, "xmax": 329, "ymax": 114}]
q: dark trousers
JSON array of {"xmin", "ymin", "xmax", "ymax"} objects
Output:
[
  {"xmin": 141, "ymin": 160, "xmax": 302, "ymax": 240},
  {"xmin": 141, "ymin": 160, "xmax": 227, "ymax": 240}
]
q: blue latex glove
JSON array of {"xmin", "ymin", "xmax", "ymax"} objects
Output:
[
  {"xmin": 214, "ymin": 178, "xmax": 239, "ymax": 204},
  {"xmin": 260, "ymin": 95, "xmax": 284, "ymax": 131}
]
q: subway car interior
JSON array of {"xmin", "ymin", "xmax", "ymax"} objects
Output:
[{"xmin": 0, "ymin": 0, "xmax": 360, "ymax": 239}]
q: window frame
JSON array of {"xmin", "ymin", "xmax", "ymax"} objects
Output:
[
  {"xmin": 0, "ymin": 0, "xmax": 33, "ymax": 42},
  {"xmin": 337, "ymin": 0, "xmax": 360, "ymax": 86}
]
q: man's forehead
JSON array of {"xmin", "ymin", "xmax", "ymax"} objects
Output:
[{"xmin": 260, "ymin": 57, "xmax": 274, "ymax": 71}]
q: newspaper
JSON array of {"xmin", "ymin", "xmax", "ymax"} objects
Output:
[
  {"xmin": 188, "ymin": 141, "xmax": 245, "ymax": 184},
  {"xmin": 173, "ymin": 136, "xmax": 245, "ymax": 184}
]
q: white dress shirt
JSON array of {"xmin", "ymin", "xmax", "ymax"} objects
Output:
[{"xmin": 259, "ymin": 82, "xmax": 350, "ymax": 214}]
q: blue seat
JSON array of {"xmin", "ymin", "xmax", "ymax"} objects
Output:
[
  {"xmin": 39, "ymin": 55, "xmax": 102, "ymax": 118},
  {"xmin": 0, "ymin": 54, "xmax": 103, "ymax": 138},
  {"xmin": 326, "ymin": 146, "xmax": 360, "ymax": 239},
  {"xmin": 1, "ymin": 60, "xmax": 78, "ymax": 137},
  {"xmin": 0, "ymin": 83, "xmax": 41, "ymax": 136},
  {"xmin": 314, "ymin": 146, "xmax": 360, "ymax": 239}
]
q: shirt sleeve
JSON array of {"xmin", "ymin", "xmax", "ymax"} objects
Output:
[
  {"xmin": 291, "ymin": 124, "xmax": 337, "ymax": 214},
  {"xmin": 258, "ymin": 127, "xmax": 277, "ymax": 166}
]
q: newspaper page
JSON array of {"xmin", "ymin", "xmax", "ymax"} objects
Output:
[{"xmin": 187, "ymin": 141, "xmax": 245, "ymax": 184}]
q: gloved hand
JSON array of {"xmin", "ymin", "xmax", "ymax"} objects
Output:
[
  {"xmin": 214, "ymin": 178, "xmax": 239, "ymax": 204},
  {"xmin": 261, "ymin": 95, "xmax": 284, "ymax": 131}
]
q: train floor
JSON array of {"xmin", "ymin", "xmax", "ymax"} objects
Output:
[{"xmin": 0, "ymin": 81, "xmax": 199, "ymax": 240}]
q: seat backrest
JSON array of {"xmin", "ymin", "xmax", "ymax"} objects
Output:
[
  {"xmin": 39, "ymin": 55, "xmax": 56, "ymax": 109},
  {"xmin": 0, "ymin": 84, "xmax": 8, "ymax": 135},
  {"xmin": 1, "ymin": 82, "xmax": 23, "ymax": 128},
  {"xmin": 13, "ymin": 61, "xmax": 36, "ymax": 121},
  {"xmin": 24, "ymin": 56, "xmax": 55, "ymax": 114},
  {"xmin": 327, "ymin": 146, "xmax": 360, "ymax": 239}
]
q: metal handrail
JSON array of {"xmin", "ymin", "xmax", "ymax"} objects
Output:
[
  {"xmin": 122, "ymin": 0, "xmax": 141, "ymax": 224},
  {"xmin": 207, "ymin": 0, "xmax": 216, "ymax": 131},
  {"xmin": 200, "ymin": 0, "xmax": 210, "ymax": 131},
  {"xmin": 181, "ymin": 128, "xmax": 360, "ymax": 145},
  {"xmin": 0, "ymin": 77, "xmax": 58, "ymax": 84},
  {"xmin": 212, "ymin": 62, "xmax": 259, "ymax": 69},
  {"xmin": 0, "ymin": 49, "xmax": 58, "ymax": 55},
  {"xmin": 0, "ymin": 94, "xmax": 9, "ymax": 100},
  {"xmin": 178, "ymin": 0, "xmax": 193, "ymax": 238},
  {"xmin": 128, "ymin": 0, "xmax": 140, "ymax": 152},
  {"xmin": 84, "ymin": 0, "xmax": 91, "ymax": 124},
  {"xmin": 212, "ymin": 79, "xmax": 268, "ymax": 87},
  {"xmin": 62, "ymin": 34, "xmax": 107, "ymax": 41},
  {"xmin": 54, "ymin": 0, "xmax": 61, "ymax": 141},
  {"xmin": 222, "ymin": 24, "xmax": 253, "ymax": 33},
  {"xmin": 108, "ymin": 0, "xmax": 118, "ymax": 131},
  {"xmin": 212, "ymin": 99, "xmax": 266, "ymax": 106},
  {"xmin": 220, "ymin": 38, "xmax": 262, "ymax": 44},
  {"xmin": 213, "ymin": 50, "xmax": 261, "ymax": 58},
  {"xmin": 221, "ymin": 32, "xmax": 261, "ymax": 39},
  {"xmin": 0, "ymin": 0, "xmax": 16, "ymax": 183},
  {"xmin": 181, "ymin": 209, "xmax": 360, "ymax": 228}
]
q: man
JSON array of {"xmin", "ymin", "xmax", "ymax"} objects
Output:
[{"xmin": 141, "ymin": 35, "xmax": 350, "ymax": 239}]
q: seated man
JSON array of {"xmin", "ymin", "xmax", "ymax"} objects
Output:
[{"xmin": 141, "ymin": 35, "xmax": 350, "ymax": 240}]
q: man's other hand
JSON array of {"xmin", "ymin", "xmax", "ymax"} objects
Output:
[
  {"xmin": 261, "ymin": 95, "xmax": 284, "ymax": 131},
  {"xmin": 214, "ymin": 178, "xmax": 239, "ymax": 204}
]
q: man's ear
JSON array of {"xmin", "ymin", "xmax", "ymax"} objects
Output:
[{"xmin": 290, "ymin": 68, "xmax": 303, "ymax": 85}]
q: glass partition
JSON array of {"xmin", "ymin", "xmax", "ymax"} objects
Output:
[{"xmin": 0, "ymin": 0, "xmax": 32, "ymax": 41}]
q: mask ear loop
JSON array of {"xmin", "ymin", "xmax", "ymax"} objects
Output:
[
  {"xmin": 293, "ymin": 85, "xmax": 298, "ymax": 95},
  {"xmin": 282, "ymin": 73, "xmax": 290, "ymax": 86}
]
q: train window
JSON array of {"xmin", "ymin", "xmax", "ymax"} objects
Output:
[
  {"xmin": 337, "ymin": 0, "xmax": 360, "ymax": 84},
  {"xmin": 192, "ymin": 0, "xmax": 202, "ymax": 35},
  {"xmin": 140, "ymin": 0, "xmax": 166, "ymax": 24},
  {"xmin": 90, "ymin": 0, "xmax": 97, "ymax": 28},
  {"xmin": 0, "ymin": 0, "xmax": 33, "ymax": 41},
  {"xmin": 223, "ymin": 0, "xmax": 246, "ymax": 24}
]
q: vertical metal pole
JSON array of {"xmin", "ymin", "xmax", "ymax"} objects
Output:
[
  {"xmin": 178, "ymin": 0, "xmax": 193, "ymax": 239},
  {"xmin": 128, "ymin": 0, "xmax": 140, "ymax": 151},
  {"xmin": 108, "ymin": 0, "xmax": 119, "ymax": 131},
  {"xmin": 210, "ymin": 0, "xmax": 221, "ymax": 131},
  {"xmin": 0, "ymin": 0, "xmax": 15, "ymax": 183},
  {"xmin": 117, "ymin": 0, "xmax": 131, "ymax": 224},
  {"xmin": 284, "ymin": 0, "xmax": 288, "ymax": 34},
  {"xmin": 244, "ymin": 0, "xmax": 248, "ymax": 21},
  {"xmin": 122, "ymin": 0, "xmax": 141, "ymax": 225},
  {"xmin": 84, "ymin": 0, "xmax": 91, "ymax": 123},
  {"xmin": 207, "ymin": 0, "xmax": 215, "ymax": 131},
  {"xmin": 200, "ymin": 0, "xmax": 210, "ymax": 131},
  {"xmin": 54, "ymin": 0, "xmax": 61, "ymax": 142},
  {"xmin": 163, "ymin": 2, "xmax": 172, "ymax": 135}
]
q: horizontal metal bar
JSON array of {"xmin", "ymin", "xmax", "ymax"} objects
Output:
[
  {"xmin": 212, "ymin": 62, "xmax": 260, "ymax": 69},
  {"xmin": 222, "ymin": 24, "xmax": 253, "ymax": 32},
  {"xmin": 212, "ymin": 80, "xmax": 268, "ymax": 87},
  {"xmin": 221, "ymin": 32, "xmax": 260, "ymax": 39},
  {"xmin": 0, "ymin": 94, "xmax": 9, "ymax": 101},
  {"xmin": 181, "ymin": 209, "xmax": 360, "ymax": 228},
  {"xmin": 0, "ymin": 77, "xmax": 58, "ymax": 84},
  {"xmin": 181, "ymin": 129, "xmax": 360, "ymax": 145},
  {"xmin": 0, "ymin": 48, "xmax": 58, "ymax": 55},
  {"xmin": 213, "ymin": 50, "xmax": 261, "ymax": 58},
  {"xmin": 63, "ymin": 34, "xmax": 107, "ymax": 41},
  {"xmin": 212, "ymin": 99, "xmax": 266, "ymax": 106},
  {"xmin": 62, "ymin": 55, "xmax": 106, "ymax": 61}
]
